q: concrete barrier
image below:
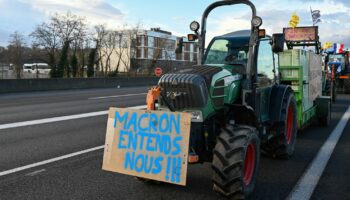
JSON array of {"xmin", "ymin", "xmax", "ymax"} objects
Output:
[{"xmin": 0, "ymin": 77, "xmax": 159, "ymax": 93}]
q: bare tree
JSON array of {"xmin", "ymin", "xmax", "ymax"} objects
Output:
[
  {"xmin": 71, "ymin": 23, "xmax": 88, "ymax": 78},
  {"xmin": 8, "ymin": 31, "xmax": 26, "ymax": 79},
  {"xmin": 31, "ymin": 20, "xmax": 60, "ymax": 77},
  {"xmin": 94, "ymin": 25, "xmax": 123, "ymax": 77},
  {"xmin": 52, "ymin": 12, "xmax": 86, "ymax": 44},
  {"xmin": 76, "ymin": 38, "xmax": 91, "ymax": 77},
  {"xmin": 0, "ymin": 46, "xmax": 6, "ymax": 79},
  {"xmin": 101, "ymin": 30, "xmax": 119, "ymax": 76},
  {"xmin": 53, "ymin": 12, "xmax": 86, "ymax": 77},
  {"xmin": 31, "ymin": 12, "xmax": 87, "ymax": 78},
  {"xmin": 112, "ymin": 31, "xmax": 125, "ymax": 74},
  {"xmin": 117, "ymin": 24, "xmax": 140, "ymax": 74},
  {"xmin": 94, "ymin": 24, "xmax": 108, "ymax": 76},
  {"xmin": 87, "ymin": 42, "xmax": 97, "ymax": 78}
]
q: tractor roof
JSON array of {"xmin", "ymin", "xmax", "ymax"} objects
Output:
[{"xmin": 216, "ymin": 30, "xmax": 250, "ymax": 39}]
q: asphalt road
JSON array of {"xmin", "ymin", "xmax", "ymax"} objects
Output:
[{"xmin": 0, "ymin": 88, "xmax": 349, "ymax": 200}]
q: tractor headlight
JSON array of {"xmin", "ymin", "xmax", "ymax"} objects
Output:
[
  {"xmin": 190, "ymin": 21, "xmax": 200, "ymax": 32},
  {"xmin": 188, "ymin": 111, "xmax": 203, "ymax": 122},
  {"xmin": 252, "ymin": 16, "xmax": 263, "ymax": 27}
]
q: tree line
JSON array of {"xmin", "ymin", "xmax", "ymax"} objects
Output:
[{"xmin": 0, "ymin": 12, "xmax": 140, "ymax": 79}]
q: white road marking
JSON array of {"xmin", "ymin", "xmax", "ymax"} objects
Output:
[
  {"xmin": 88, "ymin": 93, "xmax": 147, "ymax": 100},
  {"xmin": 0, "ymin": 146, "xmax": 104, "ymax": 177},
  {"xmin": 287, "ymin": 106, "xmax": 350, "ymax": 200},
  {"xmin": 0, "ymin": 105, "xmax": 146, "ymax": 130},
  {"xmin": 25, "ymin": 169, "xmax": 46, "ymax": 177},
  {"xmin": 0, "ymin": 104, "xmax": 146, "ymax": 177}
]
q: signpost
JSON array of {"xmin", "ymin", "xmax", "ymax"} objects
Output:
[
  {"xmin": 102, "ymin": 108, "xmax": 191, "ymax": 186},
  {"xmin": 155, "ymin": 67, "xmax": 162, "ymax": 77},
  {"xmin": 284, "ymin": 26, "xmax": 320, "ymax": 54},
  {"xmin": 284, "ymin": 26, "xmax": 317, "ymax": 42}
]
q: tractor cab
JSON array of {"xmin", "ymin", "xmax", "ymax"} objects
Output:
[
  {"xmin": 202, "ymin": 30, "xmax": 278, "ymax": 87},
  {"xmin": 325, "ymin": 51, "xmax": 350, "ymax": 93},
  {"xmin": 327, "ymin": 52, "xmax": 350, "ymax": 74},
  {"xmin": 203, "ymin": 30, "xmax": 250, "ymax": 74},
  {"xmin": 204, "ymin": 31, "xmax": 250, "ymax": 65}
]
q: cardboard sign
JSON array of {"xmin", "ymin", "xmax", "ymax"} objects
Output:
[
  {"xmin": 284, "ymin": 27, "xmax": 317, "ymax": 42},
  {"xmin": 102, "ymin": 108, "xmax": 191, "ymax": 186}
]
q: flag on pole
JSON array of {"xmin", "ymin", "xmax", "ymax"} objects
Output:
[
  {"xmin": 333, "ymin": 43, "xmax": 344, "ymax": 54},
  {"xmin": 311, "ymin": 8, "xmax": 321, "ymax": 25},
  {"xmin": 289, "ymin": 12, "xmax": 300, "ymax": 28},
  {"xmin": 323, "ymin": 42, "xmax": 333, "ymax": 50}
]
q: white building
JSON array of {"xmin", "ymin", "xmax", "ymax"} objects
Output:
[
  {"xmin": 97, "ymin": 28, "xmax": 198, "ymax": 74},
  {"xmin": 135, "ymin": 28, "xmax": 198, "ymax": 63}
]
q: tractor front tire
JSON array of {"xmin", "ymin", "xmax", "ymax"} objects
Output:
[
  {"xmin": 262, "ymin": 90, "xmax": 297, "ymax": 159},
  {"xmin": 212, "ymin": 125, "xmax": 260, "ymax": 199},
  {"xmin": 135, "ymin": 177, "xmax": 161, "ymax": 184}
]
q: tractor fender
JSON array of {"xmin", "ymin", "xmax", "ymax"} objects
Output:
[
  {"xmin": 269, "ymin": 84, "xmax": 293, "ymax": 122},
  {"xmin": 227, "ymin": 104, "xmax": 259, "ymax": 128}
]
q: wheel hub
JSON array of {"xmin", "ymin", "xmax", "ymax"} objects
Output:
[
  {"xmin": 243, "ymin": 143, "xmax": 255, "ymax": 186},
  {"xmin": 286, "ymin": 105, "xmax": 294, "ymax": 145}
]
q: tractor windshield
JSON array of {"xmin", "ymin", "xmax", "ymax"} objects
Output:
[
  {"xmin": 328, "ymin": 54, "xmax": 347, "ymax": 72},
  {"xmin": 329, "ymin": 54, "xmax": 346, "ymax": 65},
  {"xmin": 204, "ymin": 37, "xmax": 249, "ymax": 65}
]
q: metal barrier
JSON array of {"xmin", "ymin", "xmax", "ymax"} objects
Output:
[{"xmin": 0, "ymin": 77, "xmax": 159, "ymax": 93}]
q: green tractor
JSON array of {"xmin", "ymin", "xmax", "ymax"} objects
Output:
[{"xmin": 146, "ymin": 0, "xmax": 299, "ymax": 198}]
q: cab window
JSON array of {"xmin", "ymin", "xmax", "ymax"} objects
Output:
[
  {"xmin": 257, "ymin": 39, "xmax": 274, "ymax": 86},
  {"xmin": 204, "ymin": 38, "xmax": 250, "ymax": 65},
  {"xmin": 204, "ymin": 39, "xmax": 229, "ymax": 64}
]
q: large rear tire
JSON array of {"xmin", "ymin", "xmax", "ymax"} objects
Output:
[
  {"xmin": 262, "ymin": 90, "xmax": 297, "ymax": 159},
  {"xmin": 318, "ymin": 100, "xmax": 331, "ymax": 127},
  {"xmin": 212, "ymin": 125, "xmax": 260, "ymax": 199}
]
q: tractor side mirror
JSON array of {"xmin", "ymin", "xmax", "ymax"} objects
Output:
[{"xmin": 272, "ymin": 33, "xmax": 284, "ymax": 53}]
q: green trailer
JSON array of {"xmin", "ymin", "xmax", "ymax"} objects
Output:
[{"xmin": 279, "ymin": 27, "xmax": 331, "ymax": 128}]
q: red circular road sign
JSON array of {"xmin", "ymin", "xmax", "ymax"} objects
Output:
[{"xmin": 155, "ymin": 67, "xmax": 163, "ymax": 77}]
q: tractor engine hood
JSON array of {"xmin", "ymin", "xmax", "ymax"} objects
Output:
[{"xmin": 158, "ymin": 65, "xmax": 223, "ymax": 110}]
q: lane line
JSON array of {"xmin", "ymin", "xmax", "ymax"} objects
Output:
[
  {"xmin": 287, "ymin": 106, "xmax": 350, "ymax": 200},
  {"xmin": 0, "ymin": 104, "xmax": 147, "ymax": 177},
  {"xmin": 0, "ymin": 146, "xmax": 104, "ymax": 177},
  {"xmin": 0, "ymin": 105, "xmax": 146, "ymax": 130},
  {"xmin": 88, "ymin": 93, "xmax": 147, "ymax": 100},
  {"xmin": 25, "ymin": 169, "xmax": 46, "ymax": 177}
]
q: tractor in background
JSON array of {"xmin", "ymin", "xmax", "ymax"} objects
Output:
[{"xmin": 325, "ymin": 50, "xmax": 350, "ymax": 94}]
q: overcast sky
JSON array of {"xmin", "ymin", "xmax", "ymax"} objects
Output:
[{"xmin": 0, "ymin": 0, "xmax": 349, "ymax": 47}]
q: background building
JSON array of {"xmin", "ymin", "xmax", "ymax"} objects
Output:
[
  {"xmin": 98, "ymin": 28, "xmax": 199, "ymax": 76},
  {"xmin": 131, "ymin": 28, "xmax": 198, "ymax": 74}
]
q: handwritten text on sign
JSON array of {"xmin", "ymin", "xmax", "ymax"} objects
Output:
[{"xmin": 102, "ymin": 108, "xmax": 191, "ymax": 186}]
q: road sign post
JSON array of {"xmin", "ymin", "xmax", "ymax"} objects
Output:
[{"xmin": 155, "ymin": 67, "xmax": 162, "ymax": 77}]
